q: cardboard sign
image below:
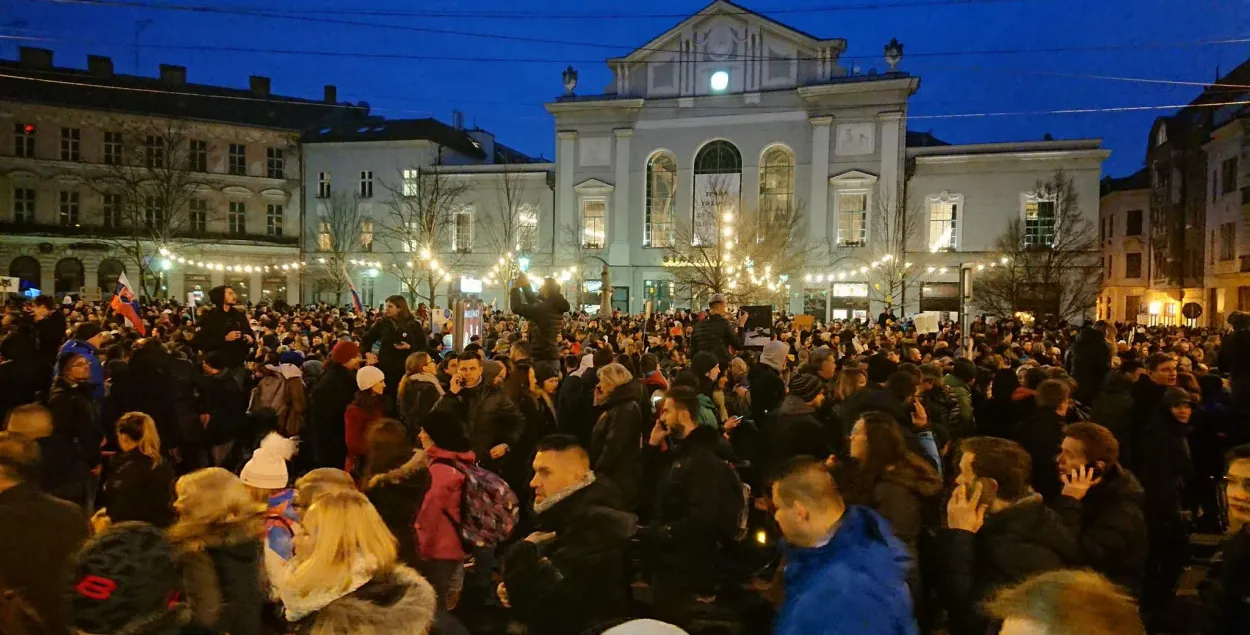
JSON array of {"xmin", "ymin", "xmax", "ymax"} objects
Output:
[
  {"xmin": 0, "ymin": 276, "xmax": 19, "ymax": 293},
  {"xmin": 913, "ymin": 311, "xmax": 940, "ymax": 335},
  {"xmin": 793, "ymin": 314, "xmax": 814, "ymax": 330}
]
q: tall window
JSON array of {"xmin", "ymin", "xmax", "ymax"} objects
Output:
[
  {"xmin": 317, "ymin": 220, "xmax": 331, "ymax": 251},
  {"xmin": 266, "ymin": 147, "xmax": 284, "ymax": 179},
  {"xmin": 228, "ymin": 201, "xmax": 246, "ymax": 235},
  {"xmin": 836, "ymin": 192, "xmax": 868, "ymax": 246},
  {"xmin": 60, "ymin": 128, "xmax": 80, "ymax": 161},
  {"xmin": 646, "ymin": 152, "xmax": 677, "ymax": 248},
  {"xmin": 12, "ymin": 187, "xmax": 35, "ymax": 223},
  {"xmin": 1223, "ymin": 157, "xmax": 1239, "ymax": 195},
  {"xmin": 927, "ymin": 194, "xmax": 960, "ymax": 251},
  {"xmin": 1024, "ymin": 195, "xmax": 1056, "ymax": 248},
  {"xmin": 1220, "ymin": 222, "xmax": 1236, "ymax": 261},
  {"xmin": 1126, "ymin": 209, "xmax": 1143, "ymax": 236},
  {"xmin": 144, "ymin": 196, "xmax": 163, "ymax": 228},
  {"xmin": 758, "ymin": 146, "xmax": 794, "ymax": 225},
  {"xmin": 228, "ymin": 144, "xmax": 247, "ymax": 176},
  {"xmin": 402, "ymin": 169, "xmax": 419, "ymax": 196},
  {"xmin": 581, "ymin": 198, "xmax": 606, "ymax": 249},
  {"xmin": 58, "ymin": 191, "xmax": 79, "ymax": 226},
  {"xmin": 317, "ymin": 172, "xmax": 331, "ymax": 198},
  {"xmin": 104, "ymin": 132, "xmax": 123, "ymax": 165},
  {"xmin": 452, "ymin": 209, "xmax": 472, "ymax": 252},
  {"xmin": 266, "ymin": 204, "xmax": 283, "ymax": 236},
  {"xmin": 188, "ymin": 139, "xmax": 207, "ymax": 172},
  {"xmin": 102, "ymin": 193, "xmax": 122, "ymax": 228},
  {"xmin": 188, "ymin": 199, "xmax": 207, "ymax": 233},
  {"xmin": 144, "ymin": 136, "xmax": 165, "ymax": 168},
  {"xmin": 1125, "ymin": 252, "xmax": 1142, "ymax": 279},
  {"xmin": 360, "ymin": 220, "xmax": 374, "ymax": 252},
  {"xmin": 359, "ymin": 170, "xmax": 373, "ymax": 198},
  {"xmin": 693, "ymin": 140, "xmax": 742, "ymax": 245},
  {"xmin": 517, "ymin": 204, "xmax": 538, "ymax": 252},
  {"xmin": 13, "ymin": 123, "xmax": 35, "ymax": 158}
]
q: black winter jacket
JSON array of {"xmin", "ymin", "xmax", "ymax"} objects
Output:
[
  {"xmin": 32, "ymin": 310, "xmax": 67, "ymax": 365},
  {"xmin": 937, "ymin": 495, "xmax": 1078, "ymax": 635},
  {"xmin": 689, "ymin": 312, "xmax": 743, "ymax": 368},
  {"xmin": 1068, "ymin": 327, "xmax": 1113, "ymax": 405},
  {"xmin": 361, "ymin": 317, "xmax": 427, "ymax": 390},
  {"xmin": 510, "ymin": 286, "xmax": 570, "ymax": 362},
  {"xmin": 436, "ymin": 382, "xmax": 525, "ymax": 477},
  {"xmin": 765, "ymin": 395, "xmax": 831, "ymax": 472},
  {"xmin": 1202, "ymin": 527, "xmax": 1250, "ymax": 635},
  {"xmin": 1013, "ymin": 409, "xmax": 1066, "ymax": 503},
  {"xmin": 46, "ymin": 377, "xmax": 103, "ymax": 472},
  {"xmin": 502, "ymin": 479, "xmax": 637, "ymax": 635},
  {"xmin": 1050, "ymin": 464, "xmax": 1147, "ymax": 594},
  {"xmin": 196, "ymin": 370, "xmax": 249, "ymax": 447},
  {"xmin": 0, "ymin": 482, "xmax": 87, "ymax": 635},
  {"xmin": 365, "ymin": 451, "xmax": 433, "ymax": 569},
  {"xmin": 1137, "ymin": 409, "xmax": 1194, "ymax": 523},
  {"xmin": 100, "ymin": 449, "xmax": 176, "ymax": 527},
  {"xmin": 192, "ymin": 306, "xmax": 252, "ymax": 368},
  {"xmin": 590, "ymin": 389, "xmax": 644, "ymax": 510},
  {"xmin": 1092, "ymin": 373, "xmax": 1135, "ymax": 464},
  {"xmin": 307, "ymin": 364, "xmax": 357, "ymax": 469},
  {"xmin": 175, "ymin": 533, "xmax": 265, "ymax": 635},
  {"xmin": 747, "ymin": 363, "xmax": 786, "ymax": 424}
]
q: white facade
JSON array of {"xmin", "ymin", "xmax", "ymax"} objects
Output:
[
  {"xmin": 1201, "ymin": 118, "xmax": 1250, "ymax": 325},
  {"xmin": 1098, "ymin": 177, "xmax": 1151, "ymax": 323}
]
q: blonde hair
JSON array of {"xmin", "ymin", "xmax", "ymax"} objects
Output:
[
  {"xmin": 283, "ymin": 490, "xmax": 397, "ymax": 597},
  {"xmin": 398, "ymin": 352, "xmax": 434, "ymax": 404},
  {"xmin": 596, "ymin": 363, "xmax": 633, "ymax": 392},
  {"xmin": 293, "ymin": 468, "xmax": 356, "ymax": 509},
  {"xmin": 4, "ymin": 404, "xmax": 53, "ymax": 439},
  {"xmin": 167, "ymin": 468, "xmax": 265, "ymax": 550},
  {"xmin": 115, "ymin": 412, "xmax": 162, "ymax": 465},
  {"xmin": 985, "ymin": 570, "xmax": 1145, "ymax": 635}
]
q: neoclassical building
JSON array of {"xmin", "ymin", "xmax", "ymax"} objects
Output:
[{"xmin": 545, "ymin": 0, "xmax": 1108, "ymax": 318}]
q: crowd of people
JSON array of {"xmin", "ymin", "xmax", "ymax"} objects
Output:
[{"xmin": 1, "ymin": 272, "xmax": 1249, "ymax": 635}]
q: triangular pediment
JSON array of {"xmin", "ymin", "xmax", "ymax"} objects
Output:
[
  {"xmin": 829, "ymin": 170, "xmax": 879, "ymax": 186},
  {"xmin": 573, "ymin": 178, "xmax": 614, "ymax": 193},
  {"xmin": 609, "ymin": 0, "xmax": 845, "ymax": 64}
]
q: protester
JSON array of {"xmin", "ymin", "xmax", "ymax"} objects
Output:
[
  {"xmin": 363, "ymin": 418, "xmax": 432, "ymax": 569},
  {"xmin": 346, "ymin": 365, "xmax": 387, "ymax": 475},
  {"xmin": 415, "ymin": 408, "xmax": 474, "ymax": 608},
  {"xmin": 361, "ymin": 295, "xmax": 427, "ymax": 408},
  {"xmin": 1014, "ymin": 379, "xmax": 1071, "ymax": 502},
  {"xmin": 440, "ymin": 351, "xmax": 525, "ymax": 484},
  {"xmin": 96, "ymin": 412, "xmax": 176, "ymax": 529},
  {"xmin": 590, "ymin": 362, "xmax": 645, "ymax": 510},
  {"xmin": 308, "ymin": 340, "xmax": 361, "ymax": 470},
  {"xmin": 1202, "ymin": 444, "xmax": 1250, "ymax": 633},
  {"xmin": 689, "ymin": 294, "xmax": 748, "ymax": 368},
  {"xmin": 56, "ymin": 321, "xmax": 108, "ymax": 404},
  {"xmin": 46, "ymin": 349, "xmax": 103, "ymax": 507},
  {"xmin": 1138, "ymin": 386, "xmax": 1197, "ymax": 615},
  {"xmin": 765, "ymin": 374, "xmax": 834, "ymax": 471},
  {"xmin": 239, "ymin": 432, "xmax": 299, "ymax": 589},
  {"xmin": 197, "ymin": 350, "xmax": 249, "ymax": 467},
  {"xmin": 509, "ymin": 274, "xmax": 571, "ymax": 362},
  {"xmin": 29, "ymin": 294, "xmax": 67, "ymax": 365},
  {"xmin": 985, "ymin": 569, "xmax": 1146, "ymax": 635},
  {"xmin": 192, "ymin": 285, "xmax": 253, "ymax": 369},
  {"xmin": 397, "ymin": 351, "xmax": 444, "ymax": 438}
]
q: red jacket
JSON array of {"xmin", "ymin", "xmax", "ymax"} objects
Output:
[
  {"xmin": 417, "ymin": 446, "xmax": 475, "ymax": 561},
  {"xmin": 344, "ymin": 403, "xmax": 381, "ymax": 472}
]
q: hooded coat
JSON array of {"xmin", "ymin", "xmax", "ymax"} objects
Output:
[
  {"xmin": 590, "ymin": 387, "xmax": 645, "ymax": 510},
  {"xmin": 502, "ymin": 478, "xmax": 637, "ymax": 635},
  {"xmin": 173, "ymin": 523, "xmax": 266, "ymax": 635},
  {"xmin": 775, "ymin": 506, "xmax": 918, "ymax": 635},
  {"xmin": 365, "ymin": 450, "xmax": 433, "ymax": 569},
  {"xmin": 1068, "ymin": 326, "xmax": 1113, "ymax": 405}
]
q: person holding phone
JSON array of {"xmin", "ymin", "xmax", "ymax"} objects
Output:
[{"xmin": 688, "ymin": 294, "xmax": 747, "ymax": 369}]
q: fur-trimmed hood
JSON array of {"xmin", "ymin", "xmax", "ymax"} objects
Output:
[
  {"xmin": 298, "ymin": 565, "xmax": 437, "ymax": 635},
  {"xmin": 365, "ymin": 450, "xmax": 430, "ymax": 490}
]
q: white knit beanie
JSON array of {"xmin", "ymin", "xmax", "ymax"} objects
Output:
[
  {"xmin": 240, "ymin": 433, "xmax": 295, "ymax": 489},
  {"xmin": 602, "ymin": 620, "xmax": 688, "ymax": 635},
  {"xmin": 357, "ymin": 365, "xmax": 385, "ymax": 391}
]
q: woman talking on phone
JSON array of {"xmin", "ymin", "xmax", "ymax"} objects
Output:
[{"xmin": 361, "ymin": 295, "xmax": 426, "ymax": 411}]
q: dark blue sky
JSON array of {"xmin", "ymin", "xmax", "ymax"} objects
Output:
[{"xmin": 7, "ymin": 0, "xmax": 1249, "ymax": 177}]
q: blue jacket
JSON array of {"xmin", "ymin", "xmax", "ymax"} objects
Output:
[
  {"xmin": 776, "ymin": 505, "xmax": 918, "ymax": 635},
  {"xmin": 56, "ymin": 339, "xmax": 104, "ymax": 403}
]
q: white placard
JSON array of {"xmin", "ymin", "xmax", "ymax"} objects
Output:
[
  {"xmin": 913, "ymin": 311, "xmax": 940, "ymax": 334},
  {"xmin": 0, "ymin": 276, "xmax": 19, "ymax": 293}
]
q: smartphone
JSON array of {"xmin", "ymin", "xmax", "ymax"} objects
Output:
[
  {"xmin": 963, "ymin": 477, "xmax": 998, "ymax": 503},
  {"xmin": 1084, "ymin": 463, "xmax": 1104, "ymax": 480}
]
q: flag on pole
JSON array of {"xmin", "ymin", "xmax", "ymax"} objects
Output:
[
  {"xmin": 343, "ymin": 267, "xmax": 363, "ymax": 314},
  {"xmin": 110, "ymin": 272, "xmax": 146, "ymax": 335}
]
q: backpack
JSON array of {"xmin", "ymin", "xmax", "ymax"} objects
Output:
[
  {"xmin": 249, "ymin": 374, "xmax": 289, "ymax": 422},
  {"xmin": 717, "ymin": 460, "xmax": 752, "ymax": 543},
  {"xmin": 433, "ymin": 459, "xmax": 519, "ymax": 548}
]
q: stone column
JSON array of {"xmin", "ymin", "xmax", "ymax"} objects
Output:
[
  {"xmin": 809, "ymin": 116, "xmax": 833, "ymax": 249},
  {"xmin": 39, "ymin": 259, "xmax": 55, "ymax": 296},
  {"xmin": 286, "ymin": 269, "xmax": 301, "ymax": 305},
  {"xmin": 249, "ymin": 269, "xmax": 264, "ymax": 305},
  {"xmin": 210, "ymin": 268, "xmax": 224, "ymax": 288},
  {"xmin": 556, "ymin": 131, "xmax": 578, "ymax": 242},
  {"xmin": 610, "ymin": 128, "xmax": 633, "ymax": 267},
  {"xmin": 167, "ymin": 269, "xmax": 185, "ymax": 300}
]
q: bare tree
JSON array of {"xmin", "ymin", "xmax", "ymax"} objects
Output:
[
  {"xmin": 310, "ymin": 191, "xmax": 366, "ymax": 304},
  {"xmin": 663, "ymin": 175, "xmax": 811, "ymax": 306},
  {"xmin": 482, "ymin": 162, "xmax": 536, "ymax": 298},
  {"xmin": 972, "ymin": 170, "xmax": 1099, "ymax": 320},
  {"xmin": 379, "ymin": 152, "xmax": 471, "ymax": 305},
  {"xmin": 864, "ymin": 186, "xmax": 930, "ymax": 314},
  {"xmin": 78, "ymin": 119, "xmax": 210, "ymax": 297},
  {"xmin": 559, "ymin": 221, "xmax": 609, "ymax": 315}
]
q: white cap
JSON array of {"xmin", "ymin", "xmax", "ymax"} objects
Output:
[
  {"xmin": 240, "ymin": 433, "xmax": 295, "ymax": 489},
  {"xmin": 603, "ymin": 620, "xmax": 688, "ymax": 635},
  {"xmin": 357, "ymin": 365, "xmax": 385, "ymax": 391}
]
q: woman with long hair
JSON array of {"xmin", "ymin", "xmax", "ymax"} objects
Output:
[
  {"xmin": 396, "ymin": 351, "xmax": 444, "ymax": 439},
  {"xmin": 591, "ymin": 363, "xmax": 644, "ymax": 509},
  {"xmin": 96, "ymin": 412, "xmax": 176, "ymax": 528},
  {"xmin": 278, "ymin": 490, "xmax": 440, "ymax": 633},
  {"xmin": 362, "ymin": 418, "xmax": 431, "ymax": 569},
  {"xmin": 345, "ymin": 366, "xmax": 386, "ymax": 478},
  {"xmin": 361, "ymin": 295, "xmax": 427, "ymax": 409},
  {"xmin": 168, "ymin": 467, "xmax": 267, "ymax": 635}
]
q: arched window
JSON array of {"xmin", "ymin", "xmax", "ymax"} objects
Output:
[
  {"xmin": 54, "ymin": 257, "xmax": 84, "ymax": 295},
  {"xmin": 759, "ymin": 145, "xmax": 795, "ymax": 224},
  {"xmin": 8, "ymin": 256, "xmax": 41, "ymax": 293},
  {"xmin": 97, "ymin": 258, "xmax": 125, "ymax": 293},
  {"xmin": 692, "ymin": 140, "xmax": 742, "ymax": 245},
  {"xmin": 646, "ymin": 152, "xmax": 677, "ymax": 248}
]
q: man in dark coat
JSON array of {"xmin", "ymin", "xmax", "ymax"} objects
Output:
[
  {"xmin": 939, "ymin": 436, "xmax": 1077, "ymax": 635},
  {"xmin": 1013, "ymin": 379, "xmax": 1071, "ymax": 503},
  {"xmin": 749, "ymin": 340, "xmax": 788, "ymax": 423},
  {"xmin": 688, "ymin": 293, "xmax": 746, "ymax": 368},
  {"xmin": 1127, "ymin": 353, "xmax": 1175, "ymax": 473},
  {"xmin": 641, "ymin": 385, "xmax": 742, "ymax": 629},
  {"xmin": 28, "ymin": 295, "xmax": 67, "ymax": 366},
  {"xmin": 1138, "ymin": 387, "xmax": 1196, "ymax": 618},
  {"xmin": 0, "ymin": 432, "xmax": 89, "ymax": 635},
  {"xmin": 765, "ymin": 374, "xmax": 833, "ymax": 474},
  {"xmin": 436, "ymin": 352, "xmax": 526, "ymax": 479},
  {"xmin": 192, "ymin": 285, "xmax": 253, "ymax": 369},
  {"xmin": 1218, "ymin": 311, "xmax": 1250, "ymax": 409},
  {"xmin": 510, "ymin": 275, "xmax": 570, "ymax": 363},
  {"xmin": 1052, "ymin": 422, "xmax": 1147, "ymax": 596},
  {"xmin": 501, "ymin": 435, "xmax": 636, "ymax": 635},
  {"xmin": 0, "ymin": 332, "xmax": 53, "ymax": 424},
  {"xmin": 196, "ymin": 351, "xmax": 250, "ymax": 468},
  {"xmin": 307, "ymin": 341, "xmax": 362, "ymax": 470},
  {"xmin": 1067, "ymin": 322, "xmax": 1113, "ymax": 406}
]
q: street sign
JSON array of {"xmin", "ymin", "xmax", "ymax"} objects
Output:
[{"xmin": 1182, "ymin": 302, "xmax": 1203, "ymax": 320}]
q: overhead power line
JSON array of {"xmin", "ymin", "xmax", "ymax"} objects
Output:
[{"xmin": 3, "ymin": 71, "xmax": 1247, "ymax": 122}]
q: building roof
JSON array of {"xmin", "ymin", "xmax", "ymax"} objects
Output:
[
  {"xmin": 303, "ymin": 118, "xmax": 488, "ymax": 160},
  {"xmin": 0, "ymin": 48, "xmax": 356, "ymax": 132},
  {"xmin": 1100, "ymin": 168, "xmax": 1150, "ymax": 196},
  {"xmin": 906, "ymin": 130, "xmax": 948, "ymax": 148}
]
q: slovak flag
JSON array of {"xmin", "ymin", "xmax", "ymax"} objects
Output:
[
  {"xmin": 110, "ymin": 272, "xmax": 146, "ymax": 336},
  {"xmin": 343, "ymin": 267, "xmax": 363, "ymax": 314}
]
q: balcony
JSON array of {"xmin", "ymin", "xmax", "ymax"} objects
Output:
[{"xmin": 0, "ymin": 221, "xmax": 299, "ymax": 246}]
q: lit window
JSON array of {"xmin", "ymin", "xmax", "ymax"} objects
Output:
[
  {"xmin": 402, "ymin": 169, "xmax": 419, "ymax": 197},
  {"xmin": 228, "ymin": 201, "xmax": 246, "ymax": 235},
  {"xmin": 266, "ymin": 204, "xmax": 283, "ymax": 236},
  {"xmin": 517, "ymin": 204, "xmax": 538, "ymax": 253},
  {"xmin": 646, "ymin": 152, "xmax": 677, "ymax": 247},
  {"xmin": 1024, "ymin": 195, "xmax": 1056, "ymax": 248},
  {"xmin": 581, "ymin": 199, "xmax": 606, "ymax": 249},
  {"xmin": 693, "ymin": 140, "xmax": 741, "ymax": 246},
  {"xmin": 759, "ymin": 146, "xmax": 794, "ymax": 227},
  {"xmin": 927, "ymin": 193, "xmax": 961, "ymax": 252},
  {"xmin": 836, "ymin": 192, "xmax": 868, "ymax": 246},
  {"xmin": 452, "ymin": 209, "xmax": 473, "ymax": 252},
  {"xmin": 360, "ymin": 220, "xmax": 374, "ymax": 252},
  {"xmin": 317, "ymin": 220, "xmax": 331, "ymax": 251}
]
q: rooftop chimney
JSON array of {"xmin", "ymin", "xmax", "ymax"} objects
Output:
[
  {"xmin": 452, "ymin": 110, "xmax": 464, "ymax": 130},
  {"xmin": 19, "ymin": 47, "xmax": 53, "ymax": 69},
  {"xmin": 323, "ymin": 84, "xmax": 337, "ymax": 104},
  {"xmin": 159, "ymin": 64, "xmax": 186, "ymax": 86},
  {"xmin": 87, "ymin": 55, "xmax": 113, "ymax": 77},
  {"xmin": 249, "ymin": 75, "xmax": 270, "ymax": 97}
]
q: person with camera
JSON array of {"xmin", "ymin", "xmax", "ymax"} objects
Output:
[
  {"xmin": 510, "ymin": 273, "xmax": 571, "ymax": 363},
  {"xmin": 689, "ymin": 293, "xmax": 747, "ymax": 369}
]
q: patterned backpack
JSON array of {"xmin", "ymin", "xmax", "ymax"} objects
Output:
[{"xmin": 434, "ymin": 459, "xmax": 519, "ymax": 548}]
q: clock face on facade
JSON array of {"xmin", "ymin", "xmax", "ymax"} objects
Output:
[{"xmin": 706, "ymin": 24, "xmax": 735, "ymax": 59}]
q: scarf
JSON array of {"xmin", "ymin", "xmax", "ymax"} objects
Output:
[
  {"xmin": 533, "ymin": 472, "xmax": 597, "ymax": 515},
  {"xmin": 410, "ymin": 372, "xmax": 445, "ymax": 396}
]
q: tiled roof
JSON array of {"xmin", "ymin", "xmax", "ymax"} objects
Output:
[{"xmin": 304, "ymin": 118, "xmax": 487, "ymax": 160}]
